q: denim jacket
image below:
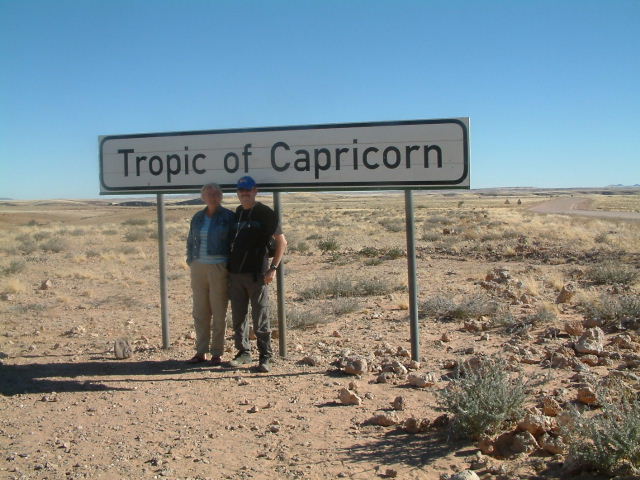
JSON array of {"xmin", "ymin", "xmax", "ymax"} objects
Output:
[{"xmin": 186, "ymin": 206, "xmax": 235, "ymax": 265}]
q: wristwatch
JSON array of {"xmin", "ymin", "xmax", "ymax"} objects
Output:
[{"xmin": 269, "ymin": 263, "xmax": 278, "ymax": 271}]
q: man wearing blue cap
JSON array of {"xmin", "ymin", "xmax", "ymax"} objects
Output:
[{"xmin": 228, "ymin": 176, "xmax": 287, "ymax": 372}]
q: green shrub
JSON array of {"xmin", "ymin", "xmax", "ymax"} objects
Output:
[
  {"xmin": 563, "ymin": 379, "xmax": 640, "ymax": 476},
  {"xmin": 300, "ymin": 276, "xmax": 402, "ymax": 300},
  {"xmin": 40, "ymin": 237, "xmax": 70, "ymax": 253},
  {"xmin": 359, "ymin": 246, "xmax": 381, "ymax": 257},
  {"xmin": 0, "ymin": 259, "xmax": 26, "ymax": 276},
  {"xmin": 582, "ymin": 294, "xmax": 640, "ymax": 330},
  {"xmin": 285, "ymin": 307, "xmax": 328, "ymax": 329},
  {"xmin": 383, "ymin": 247, "xmax": 404, "ymax": 259},
  {"xmin": 318, "ymin": 237, "xmax": 339, "ymax": 252},
  {"xmin": 122, "ymin": 218, "xmax": 150, "ymax": 226},
  {"xmin": 331, "ymin": 297, "xmax": 360, "ymax": 315},
  {"xmin": 587, "ymin": 262, "xmax": 639, "ymax": 286},
  {"xmin": 438, "ymin": 357, "xmax": 527, "ymax": 439},
  {"xmin": 523, "ymin": 304, "xmax": 557, "ymax": 325},
  {"xmin": 419, "ymin": 294, "xmax": 499, "ymax": 321},
  {"xmin": 379, "ymin": 218, "xmax": 404, "ymax": 233},
  {"xmin": 364, "ymin": 258, "xmax": 383, "ymax": 266},
  {"xmin": 124, "ymin": 229, "xmax": 149, "ymax": 242}
]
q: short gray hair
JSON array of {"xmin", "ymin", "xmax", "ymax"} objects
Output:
[{"xmin": 200, "ymin": 183, "xmax": 222, "ymax": 197}]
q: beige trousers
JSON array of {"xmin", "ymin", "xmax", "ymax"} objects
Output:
[{"xmin": 190, "ymin": 262, "xmax": 229, "ymax": 357}]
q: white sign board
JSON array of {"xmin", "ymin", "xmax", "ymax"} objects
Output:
[{"xmin": 100, "ymin": 118, "xmax": 469, "ymax": 194}]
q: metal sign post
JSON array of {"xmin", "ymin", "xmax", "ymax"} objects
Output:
[
  {"xmin": 156, "ymin": 193, "xmax": 170, "ymax": 348},
  {"xmin": 404, "ymin": 190, "xmax": 420, "ymax": 361},
  {"xmin": 273, "ymin": 192, "xmax": 287, "ymax": 358}
]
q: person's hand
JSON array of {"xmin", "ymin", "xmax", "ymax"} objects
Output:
[{"xmin": 264, "ymin": 268, "xmax": 276, "ymax": 285}]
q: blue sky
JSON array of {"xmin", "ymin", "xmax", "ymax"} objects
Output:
[{"xmin": 1, "ymin": 0, "xmax": 638, "ymax": 200}]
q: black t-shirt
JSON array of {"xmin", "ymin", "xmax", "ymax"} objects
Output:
[{"xmin": 229, "ymin": 202, "xmax": 282, "ymax": 274}]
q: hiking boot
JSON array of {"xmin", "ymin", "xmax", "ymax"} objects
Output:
[
  {"xmin": 210, "ymin": 356, "xmax": 222, "ymax": 367},
  {"xmin": 228, "ymin": 351, "xmax": 252, "ymax": 367},
  {"xmin": 256, "ymin": 357, "xmax": 271, "ymax": 373}
]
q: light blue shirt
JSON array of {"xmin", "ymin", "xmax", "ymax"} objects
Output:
[{"xmin": 196, "ymin": 216, "xmax": 227, "ymax": 265}]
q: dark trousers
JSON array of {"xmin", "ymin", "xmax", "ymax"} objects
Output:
[{"xmin": 229, "ymin": 273, "xmax": 272, "ymax": 359}]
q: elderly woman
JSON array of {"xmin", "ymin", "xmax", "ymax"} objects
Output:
[{"xmin": 185, "ymin": 183, "xmax": 235, "ymax": 365}]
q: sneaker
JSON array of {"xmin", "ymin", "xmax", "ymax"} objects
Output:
[
  {"xmin": 228, "ymin": 351, "xmax": 252, "ymax": 367},
  {"xmin": 256, "ymin": 357, "xmax": 271, "ymax": 373},
  {"xmin": 210, "ymin": 356, "xmax": 222, "ymax": 367}
]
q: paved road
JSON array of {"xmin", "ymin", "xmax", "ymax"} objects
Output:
[{"xmin": 529, "ymin": 197, "xmax": 640, "ymax": 222}]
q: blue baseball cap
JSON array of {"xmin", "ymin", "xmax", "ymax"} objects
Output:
[{"xmin": 236, "ymin": 176, "xmax": 257, "ymax": 189}]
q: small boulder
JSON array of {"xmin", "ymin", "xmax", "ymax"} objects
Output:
[
  {"xmin": 538, "ymin": 433, "xmax": 566, "ymax": 455},
  {"xmin": 576, "ymin": 385, "xmax": 598, "ymax": 405},
  {"xmin": 338, "ymin": 388, "xmax": 362, "ymax": 406},
  {"xmin": 344, "ymin": 357, "xmax": 367, "ymax": 376},
  {"xmin": 367, "ymin": 413, "xmax": 397, "ymax": 427},
  {"xmin": 542, "ymin": 397, "xmax": 562, "ymax": 417},
  {"xmin": 114, "ymin": 338, "xmax": 132, "ymax": 359},
  {"xmin": 391, "ymin": 396, "xmax": 405, "ymax": 411},
  {"xmin": 39, "ymin": 279, "xmax": 53, "ymax": 290},
  {"xmin": 563, "ymin": 319, "xmax": 585, "ymax": 337},
  {"xmin": 403, "ymin": 417, "xmax": 430, "ymax": 434},
  {"xmin": 450, "ymin": 471, "xmax": 480, "ymax": 480},
  {"xmin": 407, "ymin": 372, "xmax": 436, "ymax": 388},
  {"xmin": 575, "ymin": 327, "xmax": 605, "ymax": 355}
]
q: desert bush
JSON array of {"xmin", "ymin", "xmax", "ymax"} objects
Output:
[
  {"xmin": 122, "ymin": 218, "xmax": 150, "ymax": 226},
  {"xmin": 330, "ymin": 297, "xmax": 360, "ymax": 315},
  {"xmin": 0, "ymin": 259, "xmax": 26, "ymax": 276},
  {"xmin": 300, "ymin": 276, "xmax": 402, "ymax": 300},
  {"xmin": 383, "ymin": 247, "xmax": 404, "ymax": 259},
  {"xmin": 103, "ymin": 229, "xmax": 118, "ymax": 235},
  {"xmin": 289, "ymin": 240, "xmax": 309, "ymax": 253},
  {"xmin": 306, "ymin": 233, "xmax": 322, "ymax": 240},
  {"xmin": 379, "ymin": 218, "xmax": 404, "ymax": 233},
  {"xmin": 586, "ymin": 262, "xmax": 638, "ymax": 286},
  {"xmin": 318, "ymin": 237, "xmax": 339, "ymax": 252},
  {"xmin": 124, "ymin": 229, "xmax": 149, "ymax": 242},
  {"xmin": 438, "ymin": 356, "xmax": 527, "ymax": 439},
  {"xmin": 33, "ymin": 231, "xmax": 52, "ymax": 241},
  {"xmin": 582, "ymin": 294, "xmax": 640, "ymax": 330},
  {"xmin": 364, "ymin": 258, "xmax": 383, "ymax": 266},
  {"xmin": 422, "ymin": 232, "xmax": 442, "ymax": 242},
  {"xmin": 40, "ymin": 237, "xmax": 70, "ymax": 253},
  {"xmin": 359, "ymin": 246, "xmax": 380, "ymax": 257},
  {"xmin": 419, "ymin": 294, "xmax": 499, "ymax": 321},
  {"xmin": 523, "ymin": 304, "xmax": 557, "ymax": 325},
  {"xmin": 424, "ymin": 215, "xmax": 454, "ymax": 226},
  {"xmin": 563, "ymin": 379, "xmax": 640, "ymax": 476},
  {"xmin": 85, "ymin": 249, "xmax": 101, "ymax": 258},
  {"xmin": 285, "ymin": 307, "xmax": 328, "ymax": 329}
]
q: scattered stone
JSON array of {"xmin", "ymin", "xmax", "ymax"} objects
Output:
[
  {"xmin": 485, "ymin": 268, "xmax": 511, "ymax": 284},
  {"xmin": 610, "ymin": 334, "xmax": 635, "ymax": 350},
  {"xmin": 381, "ymin": 467, "xmax": 397, "ymax": 478},
  {"xmin": 556, "ymin": 283, "xmax": 576, "ymax": 304},
  {"xmin": 538, "ymin": 433, "xmax": 566, "ymax": 454},
  {"xmin": 407, "ymin": 360, "xmax": 420, "ymax": 370},
  {"xmin": 299, "ymin": 355, "xmax": 322, "ymax": 366},
  {"xmin": 576, "ymin": 385, "xmax": 598, "ymax": 405},
  {"xmin": 575, "ymin": 327, "xmax": 605, "ymax": 355},
  {"xmin": 403, "ymin": 417, "xmax": 430, "ymax": 434},
  {"xmin": 450, "ymin": 470, "xmax": 480, "ymax": 480},
  {"xmin": 579, "ymin": 354, "xmax": 599, "ymax": 366},
  {"xmin": 542, "ymin": 397, "xmax": 562, "ymax": 417},
  {"xmin": 247, "ymin": 406, "xmax": 258, "ymax": 413},
  {"xmin": 39, "ymin": 279, "xmax": 53, "ymax": 290},
  {"xmin": 367, "ymin": 413, "xmax": 397, "ymax": 427},
  {"xmin": 563, "ymin": 319, "xmax": 585, "ymax": 337},
  {"xmin": 463, "ymin": 320, "xmax": 483, "ymax": 333},
  {"xmin": 344, "ymin": 357, "xmax": 367, "ymax": 376},
  {"xmin": 376, "ymin": 373, "xmax": 391, "ymax": 384},
  {"xmin": 518, "ymin": 413, "xmax": 553, "ymax": 436},
  {"xmin": 391, "ymin": 396, "xmax": 405, "ymax": 411},
  {"xmin": 338, "ymin": 388, "xmax": 362, "ymax": 406},
  {"xmin": 396, "ymin": 346, "xmax": 410, "ymax": 358},
  {"xmin": 331, "ymin": 330, "xmax": 341, "ymax": 337},
  {"xmin": 407, "ymin": 372, "xmax": 436, "ymax": 388},
  {"xmin": 114, "ymin": 338, "xmax": 132, "ymax": 359},
  {"xmin": 385, "ymin": 360, "xmax": 407, "ymax": 376}
]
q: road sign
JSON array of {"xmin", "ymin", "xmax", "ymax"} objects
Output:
[{"xmin": 100, "ymin": 118, "xmax": 469, "ymax": 194}]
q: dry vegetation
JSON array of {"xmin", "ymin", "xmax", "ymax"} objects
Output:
[{"xmin": 0, "ymin": 189, "xmax": 639, "ymax": 480}]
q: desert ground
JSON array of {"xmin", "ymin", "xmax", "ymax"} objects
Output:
[{"xmin": 1, "ymin": 188, "xmax": 639, "ymax": 480}]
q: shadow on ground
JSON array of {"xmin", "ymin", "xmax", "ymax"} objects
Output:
[
  {"xmin": 0, "ymin": 359, "xmax": 320, "ymax": 396},
  {"xmin": 339, "ymin": 428, "xmax": 465, "ymax": 470}
]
